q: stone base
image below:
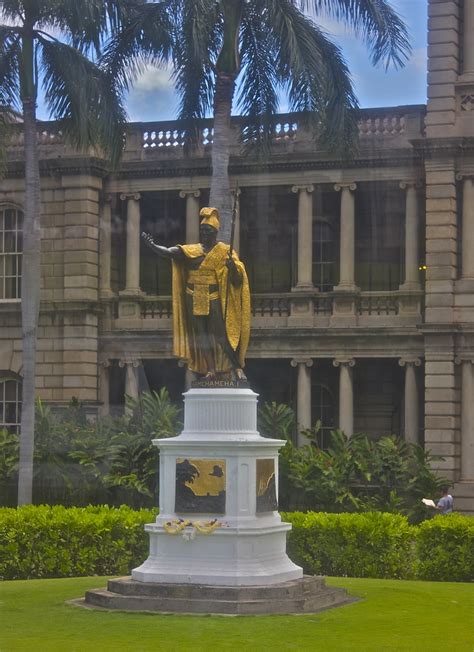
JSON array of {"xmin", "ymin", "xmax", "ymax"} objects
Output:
[
  {"xmin": 81, "ymin": 575, "xmax": 355, "ymax": 615},
  {"xmin": 132, "ymin": 521, "xmax": 302, "ymax": 586}
]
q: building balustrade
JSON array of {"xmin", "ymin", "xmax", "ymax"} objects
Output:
[
  {"xmin": 5, "ymin": 106, "xmax": 426, "ymax": 163},
  {"xmin": 356, "ymin": 292, "xmax": 399, "ymax": 316},
  {"xmin": 141, "ymin": 297, "xmax": 172, "ymax": 319},
  {"xmin": 98, "ymin": 288, "xmax": 422, "ymax": 333}
]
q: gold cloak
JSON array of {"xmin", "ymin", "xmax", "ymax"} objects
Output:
[{"xmin": 171, "ymin": 242, "xmax": 251, "ymax": 374}]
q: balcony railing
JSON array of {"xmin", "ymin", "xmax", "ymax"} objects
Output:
[
  {"xmin": 104, "ymin": 288, "xmax": 422, "ymax": 332},
  {"xmin": 141, "ymin": 296, "xmax": 172, "ymax": 319},
  {"xmin": 356, "ymin": 292, "xmax": 399, "ymax": 316},
  {"xmin": 5, "ymin": 106, "xmax": 426, "ymax": 162}
]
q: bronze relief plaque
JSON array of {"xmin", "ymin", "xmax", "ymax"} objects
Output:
[
  {"xmin": 256, "ymin": 458, "xmax": 278, "ymax": 512},
  {"xmin": 175, "ymin": 458, "xmax": 226, "ymax": 514}
]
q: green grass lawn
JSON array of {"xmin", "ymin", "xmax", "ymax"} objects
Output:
[{"xmin": 0, "ymin": 576, "xmax": 473, "ymax": 652}]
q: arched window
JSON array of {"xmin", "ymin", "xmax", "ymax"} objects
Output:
[
  {"xmin": 313, "ymin": 220, "xmax": 336, "ymax": 291},
  {"xmin": 312, "ymin": 383, "xmax": 336, "ymax": 450},
  {"xmin": 0, "ymin": 375, "xmax": 22, "ymax": 434},
  {"xmin": 0, "ymin": 205, "xmax": 23, "ymax": 300}
]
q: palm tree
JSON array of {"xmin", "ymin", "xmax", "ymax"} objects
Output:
[
  {"xmin": 0, "ymin": 0, "xmax": 128, "ymax": 505},
  {"xmin": 107, "ymin": 0, "xmax": 410, "ymax": 241}
]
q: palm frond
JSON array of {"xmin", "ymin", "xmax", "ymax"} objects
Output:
[
  {"xmin": 0, "ymin": 25, "xmax": 21, "ymax": 108},
  {"xmin": 35, "ymin": 0, "xmax": 135, "ymax": 55},
  {"xmin": 237, "ymin": 3, "xmax": 279, "ymax": 152},
  {"xmin": 172, "ymin": 0, "xmax": 220, "ymax": 139},
  {"xmin": 261, "ymin": 0, "xmax": 359, "ymax": 152},
  {"xmin": 299, "ymin": 0, "xmax": 411, "ymax": 69},
  {"xmin": 101, "ymin": 2, "xmax": 173, "ymax": 91},
  {"xmin": 38, "ymin": 35, "xmax": 127, "ymax": 167},
  {"xmin": 0, "ymin": 1, "xmax": 24, "ymax": 23}
]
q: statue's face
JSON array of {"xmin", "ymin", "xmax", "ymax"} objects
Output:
[{"xmin": 199, "ymin": 223, "xmax": 217, "ymax": 246}]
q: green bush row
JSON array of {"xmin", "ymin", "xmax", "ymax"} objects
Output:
[
  {"xmin": 0, "ymin": 505, "xmax": 156, "ymax": 580},
  {"xmin": 283, "ymin": 511, "xmax": 474, "ymax": 581},
  {"xmin": 283, "ymin": 511, "xmax": 414, "ymax": 579},
  {"xmin": 0, "ymin": 506, "xmax": 472, "ymax": 582}
]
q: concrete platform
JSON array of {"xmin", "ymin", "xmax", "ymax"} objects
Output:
[{"xmin": 79, "ymin": 575, "xmax": 356, "ymax": 615}]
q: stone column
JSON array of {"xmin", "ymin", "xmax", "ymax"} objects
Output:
[
  {"xmin": 291, "ymin": 358, "xmax": 313, "ymax": 445},
  {"xmin": 119, "ymin": 358, "xmax": 140, "ymax": 402},
  {"xmin": 458, "ymin": 359, "xmax": 474, "ymax": 479},
  {"xmin": 291, "ymin": 185, "xmax": 314, "ymax": 289},
  {"xmin": 99, "ymin": 359, "xmax": 111, "ymax": 417},
  {"xmin": 99, "ymin": 195, "xmax": 114, "ymax": 298},
  {"xmin": 334, "ymin": 183, "xmax": 357, "ymax": 291},
  {"xmin": 120, "ymin": 193, "xmax": 142, "ymax": 295},
  {"xmin": 461, "ymin": 177, "xmax": 474, "ymax": 280},
  {"xmin": 230, "ymin": 187, "xmax": 241, "ymax": 254},
  {"xmin": 333, "ymin": 358, "xmax": 355, "ymax": 437},
  {"xmin": 464, "ymin": 0, "xmax": 474, "ymax": 77},
  {"xmin": 399, "ymin": 182, "xmax": 421, "ymax": 290},
  {"xmin": 180, "ymin": 189, "xmax": 201, "ymax": 244},
  {"xmin": 399, "ymin": 358, "xmax": 421, "ymax": 445}
]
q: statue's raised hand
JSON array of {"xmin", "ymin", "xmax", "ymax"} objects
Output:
[{"xmin": 141, "ymin": 232, "xmax": 156, "ymax": 250}]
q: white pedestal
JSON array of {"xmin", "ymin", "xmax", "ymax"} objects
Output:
[{"xmin": 132, "ymin": 388, "xmax": 303, "ymax": 586}]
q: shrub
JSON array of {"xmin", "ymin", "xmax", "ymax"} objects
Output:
[
  {"xmin": 0, "ymin": 505, "xmax": 156, "ymax": 580},
  {"xmin": 279, "ymin": 428, "xmax": 448, "ymax": 522},
  {"xmin": 283, "ymin": 511, "xmax": 415, "ymax": 579},
  {"xmin": 415, "ymin": 514, "xmax": 474, "ymax": 582},
  {"xmin": 1, "ymin": 390, "xmax": 181, "ymax": 508},
  {"xmin": 1, "ymin": 507, "xmax": 473, "ymax": 582}
]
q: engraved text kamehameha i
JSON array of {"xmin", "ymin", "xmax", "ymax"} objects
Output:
[{"xmin": 141, "ymin": 207, "xmax": 251, "ymax": 383}]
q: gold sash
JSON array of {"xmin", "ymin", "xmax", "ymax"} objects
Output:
[{"xmin": 186, "ymin": 270, "xmax": 218, "ymax": 315}]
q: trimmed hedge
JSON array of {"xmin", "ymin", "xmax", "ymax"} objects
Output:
[
  {"xmin": 0, "ymin": 506, "xmax": 473, "ymax": 581},
  {"xmin": 416, "ymin": 513, "xmax": 474, "ymax": 582},
  {"xmin": 283, "ymin": 511, "xmax": 414, "ymax": 579},
  {"xmin": 0, "ymin": 505, "xmax": 156, "ymax": 580}
]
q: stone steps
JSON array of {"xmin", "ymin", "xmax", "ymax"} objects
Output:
[{"xmin": 81, "ymin": 576, "xmax": 355, "ymax": 615}]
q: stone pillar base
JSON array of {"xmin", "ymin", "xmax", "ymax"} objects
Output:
[
  {"xmin": 82, "ymin": 575, "xmax": 355, "ymax": 614},
  {"xmin": 132, "ymin": 388, "xmax": 302, "ymax": 587},
  {"xmin": 288, "ymin": 288, "xmax": 314, "ymax": 327},
  {"xmin": 330, "ymin": 290, "xmax": 359, "ymax": 327}
]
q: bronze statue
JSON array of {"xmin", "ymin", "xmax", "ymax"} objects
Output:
[{"xmin": 142, "ymin": 207, "xmax": 250, "ymax": 381}]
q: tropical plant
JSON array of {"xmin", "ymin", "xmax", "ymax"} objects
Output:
[
  {"xmin": 0, "ymin": 1, "xmax": 128, "ymax": 504},
  {"xmin": 280, "ymin": 428, "xmax": 449, "ymax": 522},
  {"xmin": 106, "ymin": 0, "xmax": 410, "ymax": 239},
  {"xmin": 104, "ymin": 389, "xmax": 181, "ymax": 506},
  {"xmin": 258, "ymin": 401, "xmax": 295, "ymax": 440}
]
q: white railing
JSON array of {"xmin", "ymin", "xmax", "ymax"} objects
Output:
[{"xmin": 5, "ymin": 106, "xmax": 425, "ymax": 161}]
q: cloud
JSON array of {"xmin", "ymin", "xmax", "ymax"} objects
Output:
[
  {"xmin": 134, "ymin": 64, "xmax": 175, "ymax": 93},
  {"xmin": 124, "ymin": 63, "xmax": 179, "ymax": 121}
]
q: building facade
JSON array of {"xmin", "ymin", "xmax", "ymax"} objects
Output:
[{"xmin": 0, "ymin": 0, "xmax": 473, "ymax": 512}]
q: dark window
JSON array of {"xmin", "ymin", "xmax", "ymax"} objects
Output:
[
  {"xmin": 0, "ymin": 206, "xmax": 23, "ymax": 300},
  {"xmin": 0, "ymin": 378, "xmax": 22, "ymax": 434}
]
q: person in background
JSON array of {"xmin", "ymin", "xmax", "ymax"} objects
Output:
[{"xmin": 435, "ymin": 487, "xmax": 454, "ymax": 515}]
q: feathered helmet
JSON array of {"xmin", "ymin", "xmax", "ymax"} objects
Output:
[{"xmin": 199, "ymin": 207, "xmax": 220, "ymax": 231}]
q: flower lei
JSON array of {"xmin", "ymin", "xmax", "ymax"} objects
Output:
[{"xmin": 163, "ymin": 518, "xmax": 222, "ymax": 539}]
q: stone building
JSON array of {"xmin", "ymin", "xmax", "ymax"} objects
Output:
[{"xmin": 0, "ymin": 0, "xmax": 473, "ymax": 512}]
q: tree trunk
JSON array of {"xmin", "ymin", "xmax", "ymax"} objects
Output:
[
  {"xmin": 17, "ymin": 28, "xmax": 41, "ymax": 505},
  {"xmin": 209, "ymin": 0, "xmax": 243, "ymax": 243},
  {"xmin": 209, "ymin": 70, "xmax": 236, "ymax": 243}
]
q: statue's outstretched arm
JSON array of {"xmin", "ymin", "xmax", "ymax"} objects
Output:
[{"xmin": 141, "ymin": 232, "xmax": 184, "ymax": 260}]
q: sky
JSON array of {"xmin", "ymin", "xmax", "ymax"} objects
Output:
[
  {"xmin": 125, "ymin": 0, "xmax": 428, "ymax": 123},
  {"xmin": 23, "ymin": 0, "xmax": 427, "ymax": 122}
]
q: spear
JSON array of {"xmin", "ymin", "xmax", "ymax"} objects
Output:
[{"xmin": 224, "ymin": 185, "xmax": 239, "ymax": 326}]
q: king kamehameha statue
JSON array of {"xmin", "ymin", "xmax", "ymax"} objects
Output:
[
  {"xmin": 85, "ymin": 205, "xmax": 351, "ymax": 612},
  {"xmin": 142, "ymin": 206, "xmax": 250, "ymax": 383}
]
